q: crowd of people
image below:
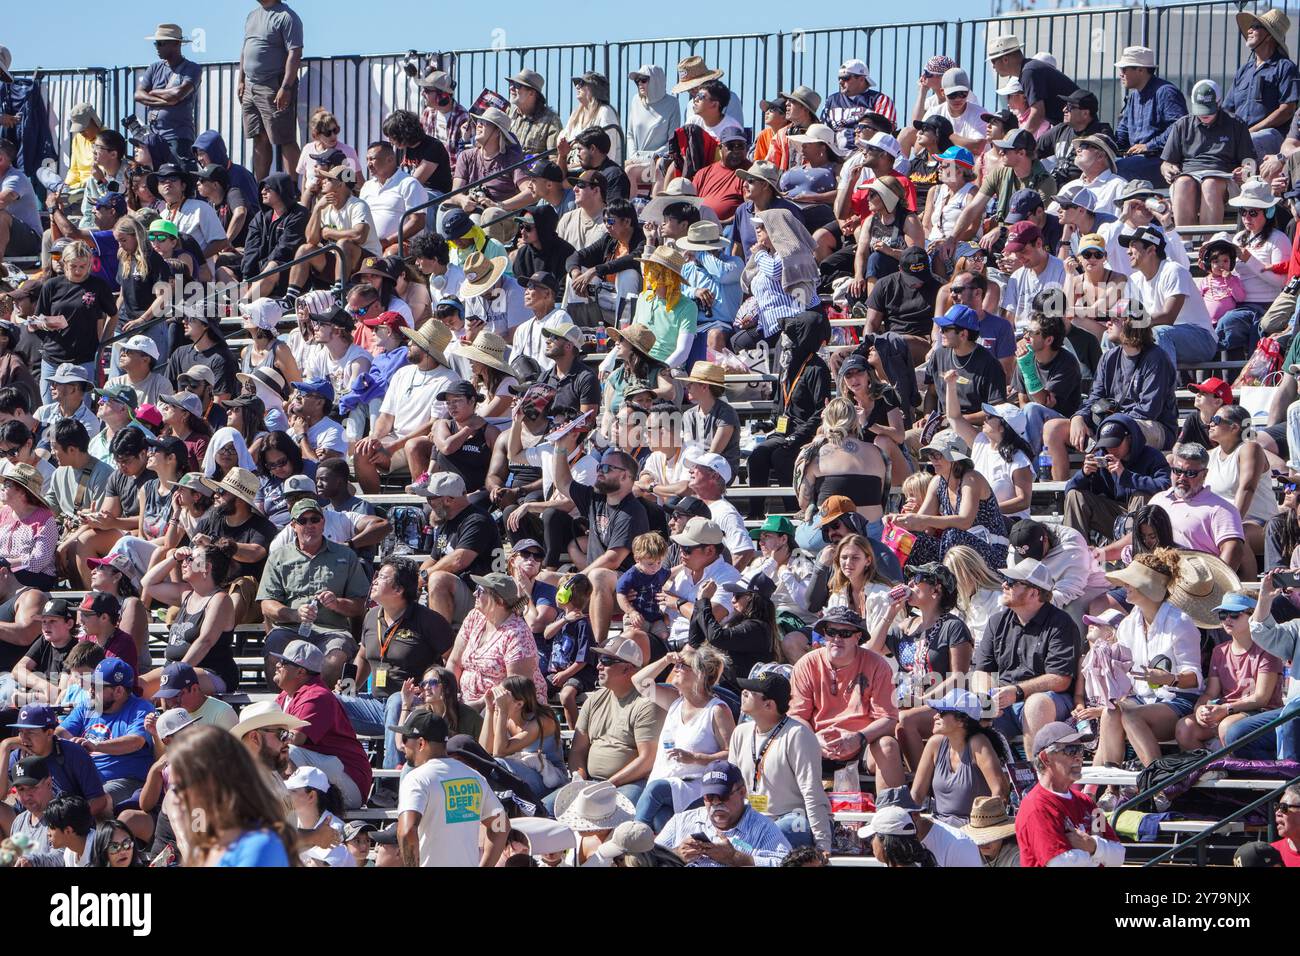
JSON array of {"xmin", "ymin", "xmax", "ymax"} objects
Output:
[{"xmin": 2, "ymin": 1, "xmax": 1300, "ymax": 869}]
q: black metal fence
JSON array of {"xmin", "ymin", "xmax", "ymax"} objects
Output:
[{"xmin": 13, "ymin": 0, "xmax": 1300, "ymax": 174}]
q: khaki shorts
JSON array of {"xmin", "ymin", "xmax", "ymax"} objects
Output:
[
  {"xmin": 227, "ymin": 576, "xmax": 263, "ymax": 624},
  {"xmin": 241, "ymin": 81, "xmax": 299, "ymax": 146},
  {"xmin": 1131, "ymin": 417, "xmax": 1170, "ymax": 452}
]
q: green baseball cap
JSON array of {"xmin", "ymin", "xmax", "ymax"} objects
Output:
[
  {"xmin": 147, "ymin": 218, "xmax": 180, "ymax": 240},
  {"xmin": 93, "ymin": 383, "xmax": 139, "ymax": 410},
  {"xmin": 290, "ymin": 498, "xmax": 325, "ymax": 521},
  {"xmin": 750, "ymin": 514, "xmax": 796, "ymax": 540}
]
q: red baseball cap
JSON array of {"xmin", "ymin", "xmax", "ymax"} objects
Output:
[
  {"xmin": 1188, "ymin": 377, "xmax": 1233, "ymax": 404},
  {"xmin": 362, "ymin": 310, "xmax": 407, "ymax": 330}
]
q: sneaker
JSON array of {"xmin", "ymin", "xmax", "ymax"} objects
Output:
[{"xmin": 404, "ymin": 473, "xmax": 430, "ymax": 496}]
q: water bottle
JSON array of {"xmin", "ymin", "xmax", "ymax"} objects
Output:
[
  {"xmin": 405, "ymin": 517, "xmax": 421, "ymax": 551},
  {"xmin": 1037, "ymin": 450, "xmax": 1053, "ymax": 481},
  {"xmin": 1016, "ymin": 350, "xmax": 1044, "ymax": 395},
  {"xmin": 597, "ymin": 325, "xmax": 608, "ymax": 350},
  {"xmin": 298, "ymin": 599, "xmax": 318, "ymax": 638}
]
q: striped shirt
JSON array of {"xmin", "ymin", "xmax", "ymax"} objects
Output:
[
  {"xmin": 751, "ymin": 252, "xmax": 811, "ymax": 337},
  {"xmin": 656, "ymin": 804, "xmax": 791, "ymax": 867}
]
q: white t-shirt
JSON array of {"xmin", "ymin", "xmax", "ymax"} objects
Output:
[
  {"xmin": 1126, "ymin": 259, "xmax": 1214, "ymax": 334},
  {"xmin": 1097, "ymin": 219, "xmax": 1190, "ymax": 277},
  {"xmin": 667, "ymin": 556, "xmax": 741, "ymax": 648},
  {"xmin": 164, "ymin": 198, "xmax": 227, "ymax": 249},
  {"xmin": 523, "ymin": 444, "xmax": 597, "ymax": 498},
  {"xmin": 379, "ymin": 362, "xmax": 462, "ymax": 438},
  {"xmin": 970, "ymin": 432, "xmax": 1032, "ymax": 520},
  {"xmin": 298, "ymin": 809, "xmax": 355, "ymax": 867},
  {"xmin": 302, "ymin": 417, "xmax": 348, "ymax": 457},
  {"xmin": 359, "ymin": 169, "xmax": 429, "ymax": 246},
  {"xmin": 1058, "ymin": 170, "xmax": 1126, "ymax": 216},
  {"xmin": 1003, "ymin": 256, "xmax": 1068, "ymax": 326},
  {"xmin": 922, "ymin": 817, "xmax": 984, "ymax": 867},
  {"xmin": 641, "ymin": 449, "xmax": 689, "ymax": 492},
  {"xmin": 304, "ymin": 343, "xmax": 373, "ymax": 400},
  {"xmin": 397, "ymin": 757, "xmax": 503, "ymax": 867},
  {"xmin": 322, "ymin": 196, "xmax": 382, "ymax": 256},
  {"xmin": 707, "ymin": 498, "xmax": 756, "ymax": 560},
  {"xmin": 923, "ymin": 101, "xmax": 988, "ymax": 144},
  {"xmin": 512, "ymin": 307, "xmax": 571, "ymax": 371},
  {"xmin": 270, "ymin": 508, "xmax": 355, "ymax": 551}
]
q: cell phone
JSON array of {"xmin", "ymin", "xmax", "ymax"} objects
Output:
[
  {"xmin": 1275, "ymin": 570, "xmax": 1300, "ymax": 590},
  {"xmin": 691, "ymin": 832, "xmax": 712, "ymax": 844}
]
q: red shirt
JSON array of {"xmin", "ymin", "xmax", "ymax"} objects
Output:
[
  {"xmin": 1015, "ymin": 783, "xmax": 1117, "ymax": 867},
  {"xmin": 1272, "ymin": 837, "xmax": 1300, "ymax": 866},
  {"xmin": 277, "ymin": 679, "xmax": 373, "ymax": 797},
  {"xmin": 80, "ymin": 629, "xmax": 137, "ymax": 673},
  {"xmin": 692, "ymin": 162, "xmax": 746, "ymax": 222}
]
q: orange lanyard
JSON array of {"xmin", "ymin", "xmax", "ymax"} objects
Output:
[
  {"xmin": 781, "ymin": 354, "xmax": 814, "ymax": 411},
  {"xmin": 377, "ymin": 610, "xmax": 406, "ymax": 662}
]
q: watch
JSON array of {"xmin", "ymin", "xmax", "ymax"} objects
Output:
[{"xmin": 1014, "ymin": 684, "xmax": 1026, "ymax": 703}]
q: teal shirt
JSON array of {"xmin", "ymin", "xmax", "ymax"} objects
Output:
[{"xmin": 632, "ymin": 293, "xmax": 697, "ymax": 366}]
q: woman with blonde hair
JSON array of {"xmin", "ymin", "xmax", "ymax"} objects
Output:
[
  {"xmin": 557, "ymin": 72, "xmax": 624, "ymax": 168},
  {"xmin": 827, "ymin": 533, "xmax": 894, "ymax": 635},
  {"xmin": 480, "ymin": 674, "xmax": 568, "ymax": 796},
  {"xmin": 631, "ymin": 644, "xmax": 735, "ymax": 831},
  {"xmin": 112, "ymin": 214, "xmax": 174, "ymax": 367},
  {"xmin": 943, "ymin": 545, "xmax": 1005, "ymax": 645},
  {"xmin": 298, "ymin": 108, "xmax": 362, "ymax": 205},
  {"xmin": 164, "ymin": 724, "xmax": 297, "ymax": 866},
  {"xmin": 1097, "ymin": 548, "xmax": 1204, "ymax": 768},
  {"xmin": 31, "ymin": 239, "xmax": 117, "ymax": 401},
  {"xmin": 796, "ymin": 396, "xmax": 890, "ymax": 549}
]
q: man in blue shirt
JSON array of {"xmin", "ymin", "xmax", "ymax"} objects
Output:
[
  {"xmin": 656, "ymin": 761, "xmax": 791, "ymax": 866},
  {"xmin": 819, "ymin": 59, "xmax": 898, "ymax": 154},
  {"xmin": 0, "ymin": 140, "xmax": 42, "ymax": 263},
  {"xmin": 1222, "ymin": 9, "xmax": 1300, "ymax": 157},
  {"xmin": 135, "ymin": 24, "xmax": 204, "ymax": 164},
  {"xmin": 677, "ymin": 219, "xmax": 743, "ymax": 339},
  {"xmin": 56, "ymin": 658, "xmax": 155, "ymax": 809},
  {"xmin": 0, "ymin": 704, "xmax": 109, "ymax": 821},
  {"xmin": 1113, "ymin": 46, "xmax": 1188, "ymax": 184}
]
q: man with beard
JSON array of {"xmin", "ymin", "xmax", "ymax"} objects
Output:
[
  {"xmin": 656, "ymin": 761, "xmax": 790, "ymax": 866},
  {"xmin": 554, "ymin": 447, "xmax": 648, "ymax": 643},
  {"xmin": 693, "ymin": 131, "xmax": 752, "ymax": 222},
  {"xmin": 1149, "ymin": 442, "xmax": 1248, "ymax": 573},
  {"xmin": 419, "ymin": 472, "xmax": 501, "ymax": 633},
  {"xmin": 193, "ymin": 467, "xmax": 278, "ymax": 625},
  {"xmin": 537, "ymin": 323, "xmax": 599, "ymax": 417}
]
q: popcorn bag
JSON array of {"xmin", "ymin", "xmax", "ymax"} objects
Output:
[{"xmin": 881, "ymin": 518, "xmax": 916, "ymax": 568}]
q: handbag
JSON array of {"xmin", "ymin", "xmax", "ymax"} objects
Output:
[
  {"xmin": 1233, "ymin": 338, "xmax": 1282, "ymax": 389},
  {"xmin": 516, "ymin": 723, "xmax": 570, "ymax": 790},
  {"xmin": 1236, "ymin": 374, "xmax": 1281, "ymax": 428}
]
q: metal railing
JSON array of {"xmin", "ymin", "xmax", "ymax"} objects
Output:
[
  {"xmin": 9, "ymin": 0, "xmax": 1299, "ymax": 177},
  {"xmin": 1107, "ymin": 704, "xmax": 1300, "ymax": 866}
]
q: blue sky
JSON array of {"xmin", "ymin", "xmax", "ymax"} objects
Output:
[{"xmin": 6, "ymin": 0, "xmax": 976, "ymax": 70}]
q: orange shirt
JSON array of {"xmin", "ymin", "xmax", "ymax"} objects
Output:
[{"xmin": 789, "ymin": 645, "xmax": 897, "ymax": 737}]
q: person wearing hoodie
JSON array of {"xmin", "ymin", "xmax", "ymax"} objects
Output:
[
  {"xmin": 194, "ymin": 131, "xmax": 261, "ymax": 224},
  {"xmin": 130, "ymin": 130, "xmax": 179, "ymax": 173},
  {"xmin": 626, "ymin": 65, "xmax": 680, "ymax": 195},
  {"xmin": 1062, "ymin": 414, "xmax": 1172, "ymax": 541},
  {"xmin": 512, "ymin": 205, "xmax": 574, "ymax": 281},
  {"xmin": 746, "ymin": 309, "xmax": 833, "ymax": 519},
  {"xmin": 236, "ymin": 172, "xmax": 308, "ymax": 299},
  {"xmin": 1043, "ymin": 315, "xmax": 1178, "ymax": 480}
]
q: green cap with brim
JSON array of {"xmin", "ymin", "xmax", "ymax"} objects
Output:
[
  {"xmin": 290, "ymin": 498, "xmax": 325, "ymax": 521},
  {"xmin": 750, "ymin": 514, "xmax": 797, "ymax": 540}
]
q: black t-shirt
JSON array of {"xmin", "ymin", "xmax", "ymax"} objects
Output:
[
  {"xmin": 1010, "ymin": 348, "xmax": 1083, "ymax": 419},
  {"xmin": 21, "ymin": 634, "xmax": 75, "ymax": 681},
  {"xmin": 567, "ymin": 483, "xmax": 648, "ymax": 571},
  {"xmin": 866, "ymin": 273, "xmax": 938, "ymax": 338},
  {"xmin": 16, "ymin": 326, "xmax": 43, "ymax": 371},
  {"xmin": 925, "ymin": 344, "xmax": 1007, "ymax": 416},
  {"xmin": 360, "ymin": 603, "xmax": 453, "ymax": 696},
  {"xmin": 33, "ymin": 274, "xmax": 118, "ymax": 364},
  {"xmin": 436, "ymin": 504, "xmax": 500, "ymax": 579},
  {"xmin": 195, "ymin": 509, "xmax": 278, "ymax": 580},
  {"xmin": 167, "ymin": 342, "xmax": 238, "ymax": 397},
  {"xmin": 595, "ymin": 158, "xmax": 631, "ymax": 203},
  {"xmin": 1179, "ymin": 412, "xmax": 1212, "ymax": 449},
  {"xmin": 541, "ymin": 363, "xmax": 600, "ymax": 412},
  {"xmin": 119, "ymin": 249, "xmax": 174, "ymax": 323},
  {"xmin": 1065, "ymin": 325, "xmax": 1102, "ymax": 385},
  {"xmin": 1019, "ymin": 60, "xmax": 1079, "ymax": 127},
  {"xmin": 399, "ymin": 136, "xmax": 453, "ymax": 194},
  {"xmin": 105, "ymin": 468, "xmax": 155, "ymax": 518},
  {"xmin": 885, "ymin": 614, "xmax": 973, "ymax": 677}
]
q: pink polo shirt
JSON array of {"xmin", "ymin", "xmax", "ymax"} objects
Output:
[{"xmin": 1149, "ymin": 486, "xmax": 1244, "ymax": 556}]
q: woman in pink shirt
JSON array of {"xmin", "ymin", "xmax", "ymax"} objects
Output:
[
  {"xmin": 449, "ymin": 572, "xmax": 546, "ymax": 708},
  {"xmin": 0, "ymin": 462, "xmax": 58, "ymax": 589}
]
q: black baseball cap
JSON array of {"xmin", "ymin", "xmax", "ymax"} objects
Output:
[
  {"xmin": 371, "ymin": 824, "xmax": 399, "ymax": 846},
  {"xmin": 839, "ymin": 353, "xmax": 871, "ymax": 377},
  {"xmin": 992, "ymin": 129, "xmax": 1036, "ymax": 152},
  {"xmin": 523, "ymin": 159, "xmax": 565, "ymax": 183},
  {"xmin": 979, "ymin": 108, "xmax": 1019, "ymax": 130},
  {"xmin": 723, "ymin": 572, "xmax": 777, "ymax": 602},
  {"xmin": 388, "ymin": 708, "xmax": 449, "ymax": 742},
  {"xmin": 667, "ymin": 494, "xmax": 711, "ymax": 520},
  {"xmin": 11, "ymin": 755, "xmax": 50, "ymax": 787},
  {"xmin": 734, "ymin": 671, "xmax": 792, "ymax": 713},
  {"xmin": 314, "ymin": 147, "xmax": 347, "ymax": 168},
  {"xmin": 1095, "ymin": 418, "xmax": 1131, "ymax": 449},
  {"xmin": 436, "ymin": 380, "xmax": 478, "ymax": 402},
  {"xmin": 1060, "ymin": 89, "xmax": 1100, "ymax": 112},
  {"xmin": 526, "ymin": 271, "xmax": 561, "ymax": 296},
  {"xmin": 39, "ymin": 598, "xmax": 75, "ymax": 620}
]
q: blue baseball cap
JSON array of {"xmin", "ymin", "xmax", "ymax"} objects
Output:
[
  {"xmin": 937, "ymin": 145, "xmax": 975, "ymax": 169},
  {"xmin": 94, "ymin": 192, "xmax": 127, "ymax": 214},
  {"xmin": 153, "ymin": 661, "xmax": 199, "ymax": 699},
  {"xmin": 291, "ymin": 378, "xmax": 335, "ymax": 403},
  {"xmin": 1214, "ymin": 593, "xmax": 1257, "ymax": 614},
  {"xmin": 434, "ymin": 296, "xmax": 465, "ymax": 316},
  {"xmin": 929, "ymin": 689, "xmax": 985, "ymax": 721},
  {"xmin": 699, "ymin": 761, "xmax": 745, "ymax": 797},
  {"xmin": 934, "ymin": 304, "xmax": 981, "ymax": 332},
  {"xmin": 11, "ymin": 703, "xmax": 58, "ymax": 729},
  {"xmin": 442, "ymin": 209, "xmax": 473, "ymax": 240},
  {"xmin": 95, "ymin": 657, "xmax": 135, "ymax": 689},
  {"xmin": 1004, "ymin": 188, "xmax": 1046, "ymax": 224}
]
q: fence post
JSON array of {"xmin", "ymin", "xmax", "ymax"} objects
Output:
[
  {"xmin": 1140, "ymin": 0, "xmax": 1150, "ymax": 48},
  {"xmin": 954, "ymin": 19, "xmax": 964, "ymax": 65},
  {"xmin": 775, "ymin": 32, "xmax": 784, "ymax": 98}
]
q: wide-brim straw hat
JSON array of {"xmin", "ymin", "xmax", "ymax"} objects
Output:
[
  {"xmin": 789, "ymin": 122, "xmax": 844, "ymax": 157},
  {"xmin": 200, "ymin": 466, "xmax": 260, "ymax": 508},
  {"xmin": 0, "ymin": 461, "xmax": 49, "ymax": 509},
  {"xmin": 1237, "ymin": 9, "xmax": 1291, "ymax": 56},
  {"xmin": 607, "ymin": 322, "xmax": 657, "ymax": 360},
  {"xmin": 675, "ymin": 220, "xmax": 728, "ymax": 252},
  {"xmin": 779, "ymin": 85, "xmax": 823, "ymax": 116},
  {"xmin": 457, "ymin": 330, "xmax": 513, "ymax": 375},
  {"xmin": 470, "ymin": 107, "xmax": 518, "ymax": 143},
  {"xmin": 961, "ymin": 796, "xmax": 1018, "ymax": 845},
  {"xmin": 459, "ymin": 252, "xmax": 509, "ymax": 298},
  {"xmin": 144, "ymin": 23, "xmax": 190, "ymax": 43},
  {"xmin": 552, "ymin": 779, "xmax": 637, "ymax": 832},
  {"xmin": 1166, "ymin": 550, "xmax": 1242, "ymax": 629},
  {"xmin": 678, "ymin": 360, "xmax": 726, "ymax": 387},
  {"xmin": 400, "ymin": 320, "xmax": 452, "ymax": 366},
  {"xmin": 639, "ymin": 244, "xmax": 687, "ymax": 278},
  {"xmin": 672, "ymin": 56, "xmax": 725, "ymax": 95}
]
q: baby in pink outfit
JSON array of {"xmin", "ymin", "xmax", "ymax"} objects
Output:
[
  {"xmin": 1078, "ymin": 609, "xmax": 1133, "ymax": 711},
  {"xmin": 1199, "ymin": 244, "xmax": 1247, "ymax": 326}
]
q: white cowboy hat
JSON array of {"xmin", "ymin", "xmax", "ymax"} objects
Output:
[{"xmin": 552, "ymin": 780, "xmax": 636, "ymax": 832}]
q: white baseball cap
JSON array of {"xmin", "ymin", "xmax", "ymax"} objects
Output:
[
  {"xmin": 865, "ymin": 132, "xmax": 902, "ymax": 159},
  {"xmin": 286, "ymin": 765, "xmax": 330, "ymax": 792},
  {"xmin": 684, "ymin": 447, "xmax": 732, "ymax": 483},
  {"xmin": 121, "ymin": 334, "xmax": 160, "ymax": 360},
  {"xmin": 1001, "ymin": 557, "xmax": 1055, "ymax": 591},
  {"xmin": 238, "ymin": 297, "xmax": 285, "ymax": 332},
  {"xmin": 838, "ymin": 58, "xmax": 871, "ymax": 81}
]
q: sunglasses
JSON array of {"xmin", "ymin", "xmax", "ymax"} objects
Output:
[
  {"xmin": 603, "ymin": 217, "xmax": 620, "ymax": 226},
  {"xmin": 822, "ymin": 627, "xmax": 861, "ymax": 641},
  {"xmin": 1048, "ymin": 744, "xmax": 1086, "ymax": 758},
  {"xmin": 946, "ymin": 91, "xmax": 968, "ymax": 99},
  {"xmin": 261, "ymin": 728, "xmax": 292, "ymax": 741},
  {"xmin": 146, "ymin": 232, "xmax": 173, "ymax": 242},
  {"xmin": 1217, "ymin": 610, "xmax": 1246, "ymax": 621},
  {"xmin": 106, "ymin": 839, "xmax": 134, "ymax": 853},
  {"xmin": 1276, "ymin": 802, "xmax": 1300, "ymax": 812},
  {"xmin": 420, "ymin": 678, "xmax": 442, "ymax": 690},
  {"xmin": 950, "ymin": 284, "xmax": 976, "ymax": 294},
  {"xmin": 0, "ymin": 447, "xmax": 19, "ymax": 460},
  {"xmin": 596, "ymin": 463, "xmax": 627, "ymax": 475},
  {"xmin": 1080, "ymin": 250, "xmax": 1105, "ymax": 260},
  {"xmin": 294, "ymin": 514, "xmax": 323, "ymax": 526},
  {"xmin": 1286, "ymin": 483, "xmax": 1298, "ymax": 493},
  {"xmin": 1242, "ymin": 208, "xmax": 1266, "ymax": 218},
  {"xmin": 1208, "ymin": 416, "xmax": 1236, "ymax": 427},
  {"xmin": 265, "ymin": 456, "xmax": 290, "ymax": 469},
  {"xmin": 516, "ymin": 550, "xmax": 544, "ymax": 561},
  {"xmin": 1170, "ymin": 466, "xmax": 1204, "ymax": 477}
]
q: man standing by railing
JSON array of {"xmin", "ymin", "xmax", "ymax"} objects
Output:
[
  {"xmin": 136, "ymin": 24, "xmax": 203, "ymax": 166},
  {"xmin": 238, "ymin": 0, "xmax": 304, "ymax": 181}
]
